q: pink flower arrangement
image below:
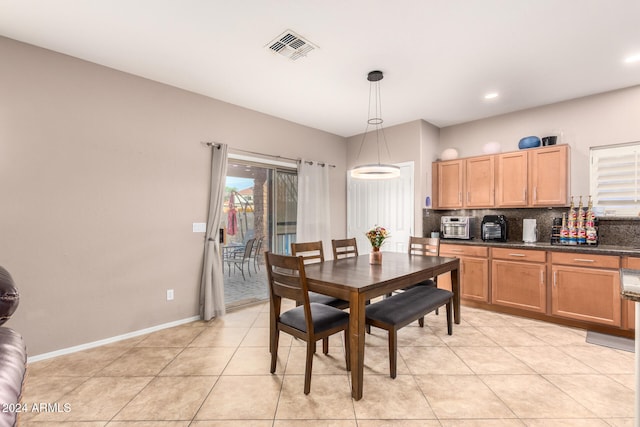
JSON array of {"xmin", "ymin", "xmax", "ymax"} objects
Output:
[{"xmin": 366, "ymin": 225, "xmax": 390, "ymax": 249}]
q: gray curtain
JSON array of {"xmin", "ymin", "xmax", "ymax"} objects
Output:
[{"xmin": 199, "ymin": 143, "xmax": 228, "ymax": 320}]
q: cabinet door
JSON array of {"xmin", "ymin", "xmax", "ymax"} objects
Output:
[
  {"xmin": 460, "ymin": 257, "xmax": 489, "ymax": 302},
  {"xmin": 492, "ymin": 260, "xmax": 546, "ymax": 313},
  {"xmin": 551, "ymin": 265, "xmax": 621, "ymax": 327},
  {"xmin": 623, "ymin": 257, "xmax": 640, "ymax": 329},
  {"xmin": 528, "ymin": 145, "xmax": 569, "ymax": 206},
  {"xmin": 496, "ymin": 151, "xmax": 528, "ymax": 207},
  {"xmin": 437, "ymin": 160, "xmax": 464, "ymax": 208},
  {"xmin": 465, "ymin": 156, "xmax": 495, "ymax": 207}
]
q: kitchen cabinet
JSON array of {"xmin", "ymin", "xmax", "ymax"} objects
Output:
[
  {"xmin": 528, "ymin": 145, "xmax": 569, "ymax": 206},
  {"xmin": 622, "ymin": 256, "xmax": 640, "ymax": 330},
  {"xmin": 496, "ymin": 151, "xmax": 528, "ymax": 207},
  {"xmin": 434, "ymin": 144, "xmax": 569, "ymax": 209},
  {"xmin": 551, "ymin": 252, "xmax": 621, "ymax": 327},
  {"xmin": 434, "ymin": 159, "xmax": 464, "ymax": 209},
  {"xmin": 491, "ymin": 248, "xmax": 546, "ymax": 313},
  {"xmin": 440, "ymin": 244, "xmax": 489, "ymax": 302},
  {"xmin": 465, "ymin": 155, "xmax": 495, "ymax": 207}
]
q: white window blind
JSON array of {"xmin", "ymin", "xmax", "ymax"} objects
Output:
[{"xmin": 590, "ymin": 141, "xmax": 640, "ymax": 217}]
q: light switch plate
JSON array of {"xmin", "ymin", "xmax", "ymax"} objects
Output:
[
  {"xmin": 192, "ymin": 223, "xmax": 206, "ymax": 233},
  {"xmin": 167, "ymin": 289, "xmax": 174, "ymax": 301}
]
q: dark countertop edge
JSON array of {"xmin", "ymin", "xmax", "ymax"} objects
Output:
[{"xmin": 439, "ymin": 239, "xmax": 640, "ymax": 256}]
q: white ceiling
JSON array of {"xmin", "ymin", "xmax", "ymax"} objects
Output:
[{"xmin": 2, "ymin": 0, "xmax": 640, "ymax": 137}]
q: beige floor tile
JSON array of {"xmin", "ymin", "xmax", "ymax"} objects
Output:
[
  {"xmin": 439, "ymin": 420, "xmax": 525, "ymax": 426},
  {"xmin": 276, "ymin": 375, "xmax": 355, "ymax": 419},
  {"xmin": 107, "ymin": 422, "xmax": 190, "ymax": 426},
  {"xmin": 285, "ymin": 346, "xmax": 349, "ymax": 375},
  {"xmin": 135, "ymin": 326, "xmax": 205, "ymax": 347},
  {"xmin": 503, "ymin": 346, "xmax": 596, "ymax": 374},
  {"xmin": 463, "ymin": 311, "xmax": 517, "ymax": 327},
  {"xmin": 33, "ymin": 346, "xmax": 130, "ymax": 377},
  {"xmin": 452, "ymin": 346, "xmax": 534, "ymax": 374},
  {"xmin": 188, "ymin": 326, "xmax": 249, "ymax": 347},
  {"xmin": 275, "ymin": 420, "xmax": 358, "ymax": 426},
  {"xmin": 480, "ymin": 374, "xmax": 594, "ymax": 418},
  {"xmin": 400, "ymin": 346, "xmax": 472, "ymax": 375},
  {"xmin": 222, "ymin": 346, "xmax": 276, "ymax": 375},
  {"xmin": 559, "ymin": 345, "xmax": 634, "ymax": 374},
  {"xmin": 608, "ymin": 373, "xmax": 635, "ymax": 389},
  {"xmin": 114, "ymin": 376, "xmax": 216, "ymax": 421},
  {"xmin": 207, "ymin": 310, "xmax": 261, "ymax": 328},
  {"xmin": 239, "ymin": 326, "xmax": 271, "ymax": 346},
  {"xmin": 159, "ymin": 347, "xmax": 236, "ymax": 376},
  {"xmin": 358, "ymin": 421, "xmax": 440, "ymax": 427},
  {"xmin": 196, "ymin": 375, "xmax": 282, "ymax": 420},
  {"xmin": 362, "ymin": 345, "xmax": 411, "ymax": 377},
  {"xmin": 353, "ymin": 375, "xmax": 435, "ymax": 419},
  {"xmin": 415, "ymin": 374, "xmax": 515, "ymax": 419},
  {"xmin": 99, "ymin": 347, "xmax": 181, "ymax": 376},
  {"xmin": 395, "ymin": 324, "xmax": 448, "ymax": 347},
  {"xmin": 543, "ymin": 374, "xmax": 634, "ymax": 417},
  {"xmin": 438, "ymin": 325, "xmax": 499, "ymax": 347},
  {"xmin": 521, "ymin": 419, "xmax": 608, "ymax": 426},
  {"xmin": 22, "ymin": 374, "xmax": 88, "ymax": 406},
  {"xmin": 252, "ymin": 311, "xmax": 271, "ymax": 328},
  {"xmin": 475, "ymin": 327, "xmax": 547, "ymax": 347},
  {"xmin": 601, "ymin": 418, "xmax": 634, "ymax": 427},
  {"xmin": 191, "ymin": 422, "xmax": 271, "ymax": 427},
  {"xmin": 523, "ymin": 325, "xmax": 588, "ymax": 346},
  {"xmin": 30, "ymin": 376, "xmax": 153, "ymax": 422},
  {"xmin": 21, "ymin": 422, "xmax": 107, "ymax": 426}
]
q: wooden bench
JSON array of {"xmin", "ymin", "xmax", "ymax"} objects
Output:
[{"xmin": 366, "ymin": 285, "xmax": 453, "ymax": 378}]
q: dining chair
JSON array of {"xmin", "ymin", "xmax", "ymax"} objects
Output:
[
  {"xmin": 331, "ymin": 238, "xmax": 359, "ymax": 259},
  {"xmin": 224, "ymin": 238, "xmax": 255, "ymax": 280},
  {"xmin": 291, "ymin": 241, "xmax": 349, "ymax": 310},
  {"xmin": 265, "ymin": 252, "xmax": 350, "ymax": 394},
  {"xmin": 408, "ymin": 236, "xmax": 440, "ymax": 287},
  {"xmin": 366, "ymin": 285, "xmax": 453, "ymax": 378}
]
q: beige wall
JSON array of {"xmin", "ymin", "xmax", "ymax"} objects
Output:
[
  {"xmin": 0, "ymin": 37, "xmax": 347, "ymax": 356},
  {"xmin": 438, "ymin": 86, "xmax": 640, "ymax": 197},
  {"xmin": 346, "ymin": 119, "xmax": 440, "ymax": 237}
]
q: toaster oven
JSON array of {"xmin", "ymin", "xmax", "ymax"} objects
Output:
[{"xmin": 441, "ymin": 216, "xmax": 475, "ymax": 239}]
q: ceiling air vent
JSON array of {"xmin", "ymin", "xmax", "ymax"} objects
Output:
[{"xmin": 267, "ymin": 30, "xmax": 317, "ymax": 61}]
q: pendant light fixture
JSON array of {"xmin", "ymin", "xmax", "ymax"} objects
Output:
[{"xmin": 350, "ymin": 70, "xmax": 400, "ymax": 180}]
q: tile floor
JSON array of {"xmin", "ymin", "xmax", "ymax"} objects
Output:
[{"xmin": 21, "ymin": 302, "xmax": 635, "ymax": 426}]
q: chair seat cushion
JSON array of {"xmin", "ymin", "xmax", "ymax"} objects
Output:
[
  {"xmin": 280, "ymin": 303, "xmax": 349, "ymax": 334},
  {"xmin": 366, "ymin": 286, "xmax": 452, "ymax": 326},
  {"xmin": 308, "ymin": 292, "xmax": 349, "ymax": 310}
]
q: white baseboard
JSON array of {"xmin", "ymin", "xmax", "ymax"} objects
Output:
[{"xmin": 27, "ymin": 315, "xmax": 201, "ymax": 363}]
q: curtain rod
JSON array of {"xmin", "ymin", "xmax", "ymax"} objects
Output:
[{"xmin": 201, "ymin": 142, "xmax": 335, "ymax": 168}]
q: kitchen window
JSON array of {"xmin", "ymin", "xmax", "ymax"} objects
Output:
[{"xmin": 590, "ymin": 141, "xmax": 640, "ymax": 217}]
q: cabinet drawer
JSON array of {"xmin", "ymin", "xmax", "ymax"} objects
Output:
[
  {"xmin": 491, "ymin": 247, "xmax": 546, "ymax": 262},
  {"xmin": 551, "ymin": 252, "xmax": 620, "ymax": 269},
  {"xmin": 441, "ymin": 244, "xmax": 488, "ymax": 257}
]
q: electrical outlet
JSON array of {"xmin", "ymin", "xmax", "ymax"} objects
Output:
[{"xmin": 167, "ymin": 289, "xmax": 174, "ymax": 301}]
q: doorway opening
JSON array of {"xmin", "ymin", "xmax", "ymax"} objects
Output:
[{"xmin": 222, "ymin": 159, "xmax": 297, "ymax": 309}]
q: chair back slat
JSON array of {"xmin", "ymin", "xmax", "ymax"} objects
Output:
[
  {"xmin": 332, "ymin": 238, "xmax": 359, "ymax": 259},
  {"xmin": 408, "ymin": 236, "xmax": 440, "ymax": 257},
  {"xmin": 265, "ymin": 252, "xmax": 311, "ymax": 309},
  {"xmin": 291, "ymin": 241, "xmax": 325, "ymax": 264}
]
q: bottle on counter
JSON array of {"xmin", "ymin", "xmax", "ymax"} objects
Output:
[
  {"xmin": 586, "ymin": 195, "xmax": 598, "ymax": 245},
  {"xmin": 559, "ymin": 212, "xmax": 569, "ymax": 245}
]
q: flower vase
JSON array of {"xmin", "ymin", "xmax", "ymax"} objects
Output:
[{"xmin": 369, "ymin": 247, "xmax": 382, "ymax": 265}]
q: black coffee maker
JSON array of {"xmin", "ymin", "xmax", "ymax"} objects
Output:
[{"xmin": 481, "ymin": 215, "xmax": 507, "ymax": 242}]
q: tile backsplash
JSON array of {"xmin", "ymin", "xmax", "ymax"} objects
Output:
[{"xmin": 424, "ymin": 208, "xmax": 640, "ymax": 247}]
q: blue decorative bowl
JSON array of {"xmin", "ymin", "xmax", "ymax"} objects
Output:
[{"xmin": 518, "ymin": 136, "xmax": 541, "ymax": 149}]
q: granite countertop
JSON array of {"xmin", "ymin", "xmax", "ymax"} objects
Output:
[{"xmin": 439, "ymin": 239, "xmax": 640, "ymax": 256}]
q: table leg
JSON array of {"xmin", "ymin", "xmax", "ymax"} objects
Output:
[
  {"xmin": 349, "ymin": 292, "xmax": 366, "ymax": 400},
  {"xmin": 451, "ymin": 266, "xmax": 461, "ymax": 324}
]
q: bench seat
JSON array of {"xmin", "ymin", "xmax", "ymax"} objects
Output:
[{"xmin": 366, "ymin": 285, "xmax": 453, "ymax": 378}]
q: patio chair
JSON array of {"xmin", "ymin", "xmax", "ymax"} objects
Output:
[
  {"xmin": 224, "ymin": 238, "xmax": 255, "ymax": 280},
  {"xmin": 265, "ymin": 252, "xmax": 350, "ymax": 394}
]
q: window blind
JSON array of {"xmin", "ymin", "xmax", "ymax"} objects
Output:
[{"xmin": 590, "ymin": 141, "xmax": 640, "ymax": 216}]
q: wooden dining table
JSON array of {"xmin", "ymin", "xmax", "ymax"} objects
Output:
[{"xmin": 303, "ymin": 252, "xmax": 460, "ymax": 400}]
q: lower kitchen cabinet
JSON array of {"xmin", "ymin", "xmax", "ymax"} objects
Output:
[
  {"xmin": 551, "ymin": 252, "xmax": 621, "ymax": 327},
  {"xmin": 441, "ymin": 244, "xmax": 489, "ymax": 302},
  {"xmin": 622, "ymin": 256, "xmax": 640, "ymax": 329},
  {"xmin": 491, "ymin": 248, "xmax": 546, "ymax": 313}
]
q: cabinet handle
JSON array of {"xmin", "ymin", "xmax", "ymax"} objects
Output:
[
  {"xmin": 508, "ymin": 253, "xmax": 526, "ymax": 257},
  {"xmin": 553, "ymin": 271, "xmax": 557, "ymax": 288},
  {"xmin": 448, "ymin": 249, "xmax": 464, "ymax": 253},
  {"xmin": 573, "ymin": 258, "xmax": 595, "ymax": 263},
  {"xmin": 540, "ymin": 270, "xmax": 544, "ymax": 284}
]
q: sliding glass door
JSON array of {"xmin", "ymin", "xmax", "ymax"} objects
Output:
[{"xmin": 222, "ymin": 159, "xmax": 297, "ymax": 308}]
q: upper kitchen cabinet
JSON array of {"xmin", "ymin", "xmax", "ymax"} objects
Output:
[
  {"xmin": 528, "ymin": 145, "xmax": 570, "ymax": 207},
  {"xmin": 465, "ymin": 156, "xmax": 495, "ymax": 207},
  {"xmin": 433, "ymin": 159, "xmax": 464, "ymax": 209},
  {"xmin": 433, "ymin": 155, "xmax": 494, "ymax": 209},
  {"xmin": 434, "ymin": 144, "xmax": 570, "ymax": 209}
]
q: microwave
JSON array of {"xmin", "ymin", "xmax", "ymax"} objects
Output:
[{"xmin": 441, "ymin": 216, "xmax": 475, "ymax": 239}]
